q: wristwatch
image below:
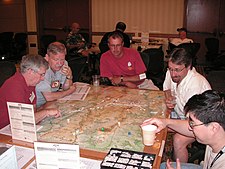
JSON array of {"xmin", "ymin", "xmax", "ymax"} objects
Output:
[
  {"xmin": 66, "ymin": 76, "xmax": 73, "ymax": 80},
  {"xmin": 120, "ymin": 75, "xmax": 124, "ymax": 82}
]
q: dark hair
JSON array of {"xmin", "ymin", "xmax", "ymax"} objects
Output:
[
  {"xmin": 184, "ymin": 90, "xmax": 225, "ymax": 131},
  {"xmin": 107, "ymin": 31, "xmax": 124, "ymax": 43},
  {"xmin": 177, "ymin": 27, "xmax": 187, "ymax": 33},
  {"xmin": 116, "ymin": 22, "xmax": 126, "ymax": 32},
  {"xmin": 168, "ymin": 48, "xmax": 192, "ymax": 68}
]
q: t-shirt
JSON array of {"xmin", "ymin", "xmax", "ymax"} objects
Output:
[
  {"xmin": 100, "ymin": 47, "xmax": 146, "ymax": 85},
  {"xmin": 0, "ymin": 72, "xmax": 36, "ymax": 128},
  {"xmin": 203, "ymin": 146, "xmax": 225, "ymax": 169}
]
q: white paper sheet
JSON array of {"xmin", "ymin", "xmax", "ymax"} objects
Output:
[
  {"xmin": 34, "ymin": 142, "xmax": 80, "ymax": 169},
  {"xmin": 59, "ymin": 83, "xmax": 90, "ymax": 101},
  {"xmin": 14, "ymin": 145, "xmax": 34, "ymax": 169},
  {"xmin": 0, "ymin": 145, "xmax": 18, "ymax": 169},
  {"xmin": 25, "ymin": 157, "xmax": 101, "ymax": 169}
]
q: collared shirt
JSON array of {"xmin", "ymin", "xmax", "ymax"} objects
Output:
[
  {"xmin": 0, "ymin": 72, "xmax": 36, "ymax": 128},
  {"xmin": 163, "ymin": 67, "xmax": 211, "ymax": 117},
  {"xmin": 36, "ymin": 65, "xmax": 67, "ymax": 108}
]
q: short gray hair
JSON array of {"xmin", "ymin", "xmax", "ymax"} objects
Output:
[
  {"xmin": 47, "ymin": 41, "xmax": 67, "ymax": 55},
  {"xmin": 20, "ymin": 54, "xmax": 49, "ymax": 73}
]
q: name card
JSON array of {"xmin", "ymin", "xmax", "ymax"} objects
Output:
[{"xmin": 7, "ymin": 102, "xmax": 37, "ymax": 142}]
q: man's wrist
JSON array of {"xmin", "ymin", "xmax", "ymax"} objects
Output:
[{"xmin": 120, "ymin": 75, "xmax": 124, "ymax": 82}]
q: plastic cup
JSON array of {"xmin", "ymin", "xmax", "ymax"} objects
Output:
[
  {"xmin": 92, "ymin": 75, "xmax": 100, "ymax": 86},
  {"xmin": 141, "ymin": 124, "xmax": 157, "ymax": 146}
]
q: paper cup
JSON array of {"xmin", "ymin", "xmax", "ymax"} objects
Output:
[{"xmin": 141, "ymin": 124, "xmax": 157, "ymax": 146}]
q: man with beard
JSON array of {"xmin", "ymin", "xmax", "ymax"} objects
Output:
[
  {"xmin": 36, "ymin": 42, "xmax": 76, "ymax": 108},
  {"xmin": 163, "ymin": 48, "xmax": 211, "ymax": 163},
  {"xmin": 100, "ymin": 31, "xmax": 158, "ymax": 90}
]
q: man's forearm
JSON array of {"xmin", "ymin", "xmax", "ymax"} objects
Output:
[
  {"xmin": 166, "ymin": 119, "xmax": 194, "ymax": 137},
  {"xmin": 42, "ymin": 89, "xmax": 73, "ymax": 102}
]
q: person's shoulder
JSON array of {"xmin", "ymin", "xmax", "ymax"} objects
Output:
[{"xmin": 101, "ymin": 50, "xmax": 111, "ymax": 58}]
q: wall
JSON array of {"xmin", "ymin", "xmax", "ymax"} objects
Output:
[
  {"xmin": 92, "ymin": 0, "xmax": 184, "ymax": 34},
  {"xmin": 0, "ymin": 0, "xmax": 26, "ymax": 32},
  {"xmin": 91, "ymin": 0, "xmax": 185, "ymax": 44}
]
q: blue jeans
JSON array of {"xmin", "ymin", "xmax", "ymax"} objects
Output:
[{"xmin": 160, "ymin": 162, "xmax": 202, "ymax": 169}]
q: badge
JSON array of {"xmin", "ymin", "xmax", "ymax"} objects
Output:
[
  {"xmin": 51, "ymin": 80, "xmax": 60, "ymax": 88},
  {"xmin": 29, "ymin": 91, "xmax": 35, "ymax": 103},
  {"xmin": 127, "ymin": 61, "xmax": 133, "ymax": 70}
]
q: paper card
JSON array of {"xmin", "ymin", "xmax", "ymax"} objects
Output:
[
  {"xmin": 7, "ymin": 102, "xmax": 37, "ymax": 143},
  {"xmin": 0, "ymin": 145, "xmax": 18, "ymax": 169},
  {"xmin": 34, "ymin": 142, "xmax": 80, "ymax": 169}
]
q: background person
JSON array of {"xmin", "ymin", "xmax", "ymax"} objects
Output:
[
  {"xmin": 0, "ymin": 54, "xmax": 61, "ymax": 128},
  {"xmin": 164, "ymin": 48, "xmax": 211, "ymax": 162},
  {"xmin": 141, "ymin": 90, "xmax": 225, "ymax": 169},
  {"xmin": 36, "ymin": 42, "xmax": 76, "ymax": 108},
  {"xmin": 66, "ymin": 22, "xmax": 90, "ymax": 57},
  {"xmin": 169, "ymin": 27, "xmax": 193, "ymax": 46},
  {"xmin": 100, "ymin": 31, "xmax": 158, "ymax": 90},
  {"xmin": 99, "ymin": 21, "xmax": 131, "ymax": 54}
]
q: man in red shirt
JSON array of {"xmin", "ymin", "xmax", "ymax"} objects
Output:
[
  {"xmin": 100, "ymin": 31, "xmax": 158, "ymax": 90},
  {"xmin": 0, "ymin": 54, "xmax": 61, "ymax": 129}
]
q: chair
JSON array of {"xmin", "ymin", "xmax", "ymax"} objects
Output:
[
  {"xmin": 178, "ymin": 43, "xmax": 200, "ymax": 66},
  {"xmin": 188, "ymin": 141, "xmax": 206, "ymax": 164},
  {"xmin": 167, "ymin": 42, "xmax": 200, "ymax": 66},
  {"xmin": 67, "ymin": 56, "xmax": 88, "ymax": 82},
  {"xmin": 0, "ymin": 32, "xmax": 14, "ymax": 60},
  {"xmin": 205, "ymin": 38, "xmax": 225, "ymax": 70},
  {"xmin": 205, "ymin": 38, "xmax": 219, "ymax": 62},
  {"xmin": 0, "ymin": 61, "xmax": 16, "ymax": 87},
  {"xmin": 39, "ymin": 34, "xmax": 57, "ymax": 56},
  {"xmin": 141, "ymin": 48, "xmax": 166, "ymax": 90},
  {"xmin": 13, "ymin": 32, "xmax": 28, "ymax": 61}
]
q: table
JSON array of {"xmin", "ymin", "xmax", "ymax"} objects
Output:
[{"xmin": 0, "ymin": 86, "xmax": 168, "ymax": 169}]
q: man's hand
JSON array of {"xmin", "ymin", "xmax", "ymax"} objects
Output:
[
  {"xmin": 111, "ymin": 76, "xmax": 122, "ymax": 85},
  {"xmin": 141, "ymin": 118, "xmax": 167, "ymax": 133},
  {"xmin": 61, "ymin": 64, "xmax": 72, "ymax": 79},
  {"xmin": 166, "ymin": 159, "xmax": 181, "ymax": 169},
  {"xmin": 46, "ymin": 108, "xmax": 61, "ymax": 118}
]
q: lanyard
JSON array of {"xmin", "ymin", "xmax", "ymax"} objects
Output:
[{"xmin": 208, "ymin": 146, "xmax": 225, "ymax": 169}]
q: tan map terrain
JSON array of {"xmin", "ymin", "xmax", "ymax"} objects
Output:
[{"xmin": 37, "ymin": 86, "xmax": 166, "ymax": 152}]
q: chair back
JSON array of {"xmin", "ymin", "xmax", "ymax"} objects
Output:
[
  {"xmin": 174, "ymin": 43, "xmax": 200, "ymax": 66},
  {"xmin": 40, "ymin": 35, "xmax": 57, "ymax": 56},
  {"xmin": 0, "ymin": 32, "xmax": 14, "ymax": 56},
  {"xmin": 68, "ymin": 56, "xmax": 87, "ymax": 82},
  {"xmin": 142, "ymin": 48, "xmax": 165, "ymax": 90},
  {"xmin": 0, "ymin": 61, "xmax": 16, "ymax": 87}
]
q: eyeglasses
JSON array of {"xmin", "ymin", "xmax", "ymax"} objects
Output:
[
  {"xmin": 36, "ymin": 71, "xmax": 45, "ymax": 77},
  {"xmin": 31, "ymin": 69, "xmax": 45, "ymax": 77},
  {"xmin": 168, "ymin": 67, "xmax": 186, "ymax": 73},
  {"xmin": 109, "ymin": 44, "xmax": 123, "ymax": 48},
  {"xmin": 189, "ymin": 120, "xmax": 206, "ymax": 129}
]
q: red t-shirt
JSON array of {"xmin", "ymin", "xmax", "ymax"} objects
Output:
[
  {"xmin": 0, "ymin": 72, "xmax": 36, "ymax": 128},
  {"xmin": 100, "ymin": 47, "xmax": 146, "ymax": 82}
]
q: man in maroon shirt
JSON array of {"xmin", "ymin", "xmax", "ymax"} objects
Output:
[{"xmin": 0, "ymin": 54, "xmax": 61, "ymax": 129}]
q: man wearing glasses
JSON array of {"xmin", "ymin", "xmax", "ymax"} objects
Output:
[
  {"xmin": 100, "ymin": 31, "xmax": 158, "ymax": 90},
  {"xmin": 0, "ymin": 54, "xmax": 61, "ymax": 129},
  {"xmin": 163, "ymin": 48, "xmax": 211, "ymax": 163},
  {"xmin": 36, "ymin": 42, "xmax": 76, "ymax": 108},
  {"xmin": 142, "ymin": 90, "xmax": 225, "ymax": 169}
]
